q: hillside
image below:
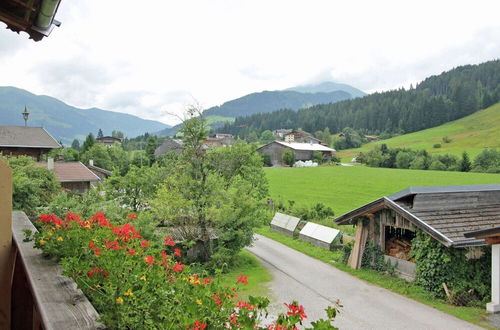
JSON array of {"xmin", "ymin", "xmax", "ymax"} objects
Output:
[
  {"xmin": 221, "ymin": 60, "xmax": 500, "ymax": 138},
  {"xmin": 156, "ymin": 81, "xmax": 363, "ymax": 137},
  {"xmin": 0, "ymin": 86, "xmax": 169, "ymax": 144},
  {"xmin": 338, "ymin": 102, "xmax": 500, "ymax": 160},
  {"xmin": 202, "ymin": 90, "xmax": 352, "ymax": 118},
  {"xmin": 265, "ymin": 166, "xmax": 500, "ymax": 219}
]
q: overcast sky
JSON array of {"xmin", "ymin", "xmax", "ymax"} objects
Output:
[{"xmin": 1, "ymin": 0, "xmax": 499, "ymax": 125}]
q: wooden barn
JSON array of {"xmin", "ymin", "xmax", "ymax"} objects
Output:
[
  {"xmin": 257, "ymin": 141, "xmax": 335, "ymax": 166},
  {"xmin": 154, "ymin": 139, "xmax": 185, "ymax": 157},
  {"xmin": 335, "ymin": 185, "xmax": 500, "ymax": 279},
  {"xmin": 0, "ymin": 126, "xmax": 60, "ymax": 160}
]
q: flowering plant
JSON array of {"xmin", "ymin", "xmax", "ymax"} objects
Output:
[{"xmin": 30, "ymin": 212, "xmax": 341, "ymax": 329}]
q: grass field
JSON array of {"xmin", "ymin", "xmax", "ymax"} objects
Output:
[
  {"xmin": 265, "ymin": 166, "xmax": 500, "ymax": 217},
  {"xmin": 337, "ymin": 102, "xmax": 500, "ymax": 161}
]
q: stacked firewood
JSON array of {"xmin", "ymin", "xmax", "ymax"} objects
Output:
[{"xmin": 385, "ymin": 237, "xmax": 413, "ymax": 261}]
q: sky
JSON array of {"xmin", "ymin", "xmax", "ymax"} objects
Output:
[{"xmin": 1, "ymin": 0, "xmax": 499, "ymax": 126}]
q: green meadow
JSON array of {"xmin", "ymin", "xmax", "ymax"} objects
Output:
[
  {"xmin": 338, "ymin": 102, "xmax": 500, "ymax": 161},
  {"xmin": 264, "ymin": 166, "xmax": 500, "ymax": 217}
]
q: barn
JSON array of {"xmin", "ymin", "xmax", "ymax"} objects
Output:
[
  {"xmin": 335, "ymin": 185, "xmax": 500, "ymax": 280},
  {"xmin": 257, "ymin": 141, "xmax": 335, "ymax": 166}
]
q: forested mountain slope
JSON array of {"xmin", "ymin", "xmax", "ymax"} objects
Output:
[{"xmin": 220, "ymin": 60, "xmax": 500, "ymax": 137}]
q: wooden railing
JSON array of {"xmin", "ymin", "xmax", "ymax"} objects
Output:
[{"xmin": 11, "ymin": 211, "xmax": 103, "ymax": 329}]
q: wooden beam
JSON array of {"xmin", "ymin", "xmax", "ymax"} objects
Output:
[
  {"xmin": 0, "ymin": 159, "xmax": 13, "ymax": 329},
  {"xmin": 486, "ymin": 237, "xmax": 500, "ymax": 245},
  {"xmin": 0, "ymin": 11, "xmax": 27, "ymax": 30}
]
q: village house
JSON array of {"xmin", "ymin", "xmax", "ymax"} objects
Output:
[
  {"xmin": 272, "ymin": 129, "xmax": 292, "ymax": 139},
  {"xmin": 38, "ymin": 158, "xmax": 101, "ymax": 194},
  {"xmin": 96, "ymin": 136, "xmax": 122, "ymax": 147},
  {"xmin": 334, "ymin": 185, "xmax": 500, "ymax": 283},
  {"xmin": 284, "ymin": 130, "xmax": 321, "ymax": 144},
  {"xmin": 0, "ymin": 125, "xmax": 61, "ymax": 161},
  {"xmin": 257, "ymin": 140, "xmax": 336, "ymax": 166},
  {"xmin": 154, "ymin": 138, "xmax": 185, "ymax": 157}
]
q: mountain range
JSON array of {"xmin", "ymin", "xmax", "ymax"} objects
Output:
[
  {"xmin": 156, "ymin": 81, "xmax": 365, "ymax": 136},
  {"xmin": 0, "ymin": 86, "xmax": 170, "ymax": 145}
]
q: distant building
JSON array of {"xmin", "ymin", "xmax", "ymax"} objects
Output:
[
  {"xmin": 0, "ymin": 126, "xmax": 61, "ymax": 160},
  {"xmin": 96, "ymin": 136, "xmax": 122, "ymax": 147},
  {"xmin": 272, "ymin": 129, "xmax": 292, "ymax": 139},
  {"xmin": 363, "ymin": 135, "xmax": 379, "ymax": 142},
  {"xmin": 204, "ymin": 134, "xmax": 234, "ymax": 148},
  {"xmin": 257, "ymin": 141, "xmax": 336, "ymax": 166},
  {"xmin": 154, "ymin": 139, "xmax": 185, "ymax": 157},
  {"xmin": 38, "ymin": 159, "xmax": 100, "ymax": 194},
  {"xmin": 283, "ymin": 130, "xmax": 321, "ymax": 144}
]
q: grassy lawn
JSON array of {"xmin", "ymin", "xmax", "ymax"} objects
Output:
[
  {"xmin": 217, "ymin": 250, "xmax": 273, "ymax": 299},
  {"xmin": 255, "ymin": 226, "xmax": 492, "ymax": 328},
  {"xmin": 265, "ymin": 166, "xmax": 500, "ymax": 218},
  {"xmin": 337, "ymin": 102, "xmax": 500, "ymax": 161}
]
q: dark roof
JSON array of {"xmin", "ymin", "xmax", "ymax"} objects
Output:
[
  {"xmin": 464, "ymin": 226, "xmax": 500, "ymax": 239},
  {"xmin": 0, "ymin": 126, "xmax": 61, "ymax": 149},
  {"xmin": 335, "ymin": 185, "xmax": 500, "ymax": 247},
  {"xmin": 0, "ymin": 0, "xmax": 62, "ymax": 41},
  {"xmin": 154, "ymin": 139, "xmax": 184, "ymax": 157},
  {"xmin": 87, "ymin": 164, "xmax": 112, "ymax": 176},
  {"xmin": 96, "ymin": 136, "xmax": 122, "ymax": 143},
  {"xmin": 38, "ymin": 162, "xmax": 100, "ymax": 182}
]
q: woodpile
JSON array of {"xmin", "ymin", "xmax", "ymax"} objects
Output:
[{"xmin": 385, "ymin": 237, "xmax": 413, "ymax": 261}]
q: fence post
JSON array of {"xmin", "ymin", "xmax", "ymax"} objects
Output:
[{"xmin": 0, "ymin": 159, "xmax": 13, "ymax": 329}]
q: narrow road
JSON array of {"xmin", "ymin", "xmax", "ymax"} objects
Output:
[{"xmin": 247, "ymin": 234, "xmax": 482, "ymax": 330}]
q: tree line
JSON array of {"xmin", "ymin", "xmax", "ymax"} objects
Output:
[{"xmin": 219, "ymin": 60, "xmax": 500, "ymax": 138}]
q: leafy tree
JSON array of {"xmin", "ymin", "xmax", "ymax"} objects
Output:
[
  {"xmin": 97, "ymin": 129, "xmax": 104, "ymax": 139},
  {"xmin": 112, "ymin": 130, "xmax": 124, "ymax": 139},
  {"xmin": 80, "ymin": 143, "xmax": 113, "ymax": 169},
  {"xmin": 312, "ymin": 151, "xmax": 323, "ymax": 164},
  {"xmin": 81, "ymin": 133, "xmax": 96, "ymax": 153},
  {"xmin": 150, "ymin": 106, "xmax": 268, "ymax": 267},
  {"xmin": 472, "ymin": 148, "xmax": 500, "ymax": 173},
  {"xmin": 3, "ymin": 156, "xmax": 60, "ymax": 216},
  {"xmin": 459, "ymin": 151, "xmax": 472, "ymax": 172},
  {"xmin": 282, "ymin": 149, "xmax": 295, "ymax": 166},
  {"xmin": 395, "ymin": 151, "xmax": 412, "ymax": 169},
  {"xmin": 71, "ymin": 139, "xmax": 80, "ymax": 151},
  {"xmin": 260, "ymin": 130, "xmax": 275, "ymax": 144},
  {"xmin": 262, "ymin": 153, "xmax": 272, "ymax": 167}
]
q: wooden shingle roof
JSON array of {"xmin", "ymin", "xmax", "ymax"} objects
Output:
[
  {"xmin": 0, "ymin": 126, "xmax": 61, "ymax": 149},
  {"xmin": 38, "ymin": 162, "xmax": 100, "ymax": 182},
  {"xmin": 335, "ymin": 185, "xmax": 500, "ymax": 247}
]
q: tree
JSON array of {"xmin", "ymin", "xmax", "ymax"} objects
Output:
[
  {"xmin": 71, "ymin": 139, "xmax": 81, "ymax": 151},
  {"xmin": 81, "ymin": 133, "xmax": 95, "ymax": 153},
  {"xmin": 112, "ymin": 130, "xmax": 124, "ymax": 139},
  {"xmin": 80, "ymin": 143, "xmax": 113, "ymax": 169},
  {"xmin": 459, "ymin": 151, "xmax": 472, "ymax": 172},
  {"xmin": 282, "ymin": 149, "xmax": 295, "ymax": 166},
  {"xmin": 145, "ymin": 135, "xmax": 158, "ymax": 166},
  {"xmin": 97, "ymin": 129, "xmax": 104, "ymax": 139},
  {"xmin": 260, "ymin": 130, "xmax": 275, "ymax": 144},
  {"xmin": 150, "ymin": 106, "xmax": 268, "ymax": 267}
]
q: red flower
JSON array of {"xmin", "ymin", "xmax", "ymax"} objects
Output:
[
  {"xmin": 140, "ymin": 240, "xmax": 150, "ymax": 248},
  {"xmin": 65, "ymin": 212, "xmax": 81, "ymax": 223},
  {"xmin": 172, "ymin": 262, "xmax": 185, "ymax": 273},
  {"xmin": 113, "ymin": 223, "xmax": 141, "ymax": 241},
  {"xmin": 191, "ymin": 320, "xmax": 207, "ymax": 330},
  {"xmin": 174, "ymin": 248, "xmax": 181, "ymax": 258},
  {"xmin": 164, "ymin": 236, "xmax": 175, "ymax": 246},
  {"xmin": 236, "ymin": 301, "xmax": 254, "ymax": 310},
  {"xmin": 228, "ymin": 313, "xmax": 238, "ymax": 326},
  {"xmin": 202, "ymin": 277, "xmax": 212, "ymax": 285},
  {"xmin": 212, "ymin": 293, "xmax": 222, "ymax": 308},
  {"xmin": 128, "ymin": 248, "xmax": 136, "ymax": 256},
  {"xmin": 161, "ymin": 250, "xmax": 169, "ymax": 265},
  {"xmin": 87, "ymin": 267, "xmax": 109, "ymax": 279},
  {"xmin": 88, "ymin": 240, "xmax": 101, "ymax": 255},
  {"xmin": 284, "ymin": 302, "xmax": 307, "ymax": 321},
  {"xmin": 236, "ymin": 275, "xmax": 248, "ymax": 285},
  {"xmin": 144, "ymin": 256, "xmax": 155, "ymax": 266},
  {"xmin": 38, "ymin": 214, "xmax": 63, "ymax": 226},
  {"xmin": 91, "ymin": 212, "xmax": 111, "ymax": 227},
  {"xmin": 127, "ymin": 212, "xmax": 138, "ymax": 220},
  {"xmin": 105, "ymin": 240, "xmax": 120, "ymax": 250}
]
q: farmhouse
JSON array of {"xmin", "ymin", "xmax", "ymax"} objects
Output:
[
  {"xmin": 86, "ymin": 159, "xmax": 112, "ymax": 181},
  {"xmin": 284, "ymin": 130, "xmax": 320, "ymax": 144},
  {"xmin": 335, "ymin": 185, "xmax": 500, "ymax": 280},
  {"xmin": 257, "ymin": 140, "xmax": 336, "ymax": 166},
  {"xmin": 38, "ymin": 158, "xmax": 100, "ymax": 194},
  {"xmin": 0, "ymin": 126, "xmax": 61, "ymax": 161},
  {"xmin": 96, "ymin": 136, "xmax": 122, "ymax": 147}
]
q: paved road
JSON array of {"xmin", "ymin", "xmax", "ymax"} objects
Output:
[{"xmin": 247, "ymin": 234, "xmax": 481, "ymax": 330}]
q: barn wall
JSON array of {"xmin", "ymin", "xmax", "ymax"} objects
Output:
[{"xmin": 61, "ymin": 181, "xmax": 90, "ymax": 194}]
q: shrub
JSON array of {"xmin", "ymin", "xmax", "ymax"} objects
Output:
[
  {"xmin": 433, "ymin": 143, "xmax": 441, "ymax": 148},
  {"xmin": 282, "ymin": 149, "xmax": 295, "ymax": 166},
  {"xmin": 442, "ymin": 136, "xmax": 452, "ymax": 143},
  {"xmin": 261, "ymin": 153, "xmax": 272, "ymax": 167}
]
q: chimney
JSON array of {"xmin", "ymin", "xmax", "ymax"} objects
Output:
[
  {"xmin": 47, "ymin": 157, "xmax": 54, "ymax": 170},
  {"xmin": 89, "ymin": 159, "xmax": 94, "ymax": 166}
]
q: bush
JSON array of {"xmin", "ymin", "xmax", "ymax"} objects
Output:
[
  {"xmin": 442, "ymin": 136, "xmax": 453, "ymax": 143},
  {"xmin": 433, "ymin": 143, "xmax": 441, "ymax": 148},
  {"xmin": 261, "ymin": 153, "xmax": 272, "ymax": 167},
  {"xmin": 282, "ymin": 149, "xmax": 295, "ymax": 166}
]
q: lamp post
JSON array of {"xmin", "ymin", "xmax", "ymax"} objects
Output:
[{"xmin": 22, "ymin": 106, "xmax": 30, "ymax": 127}]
